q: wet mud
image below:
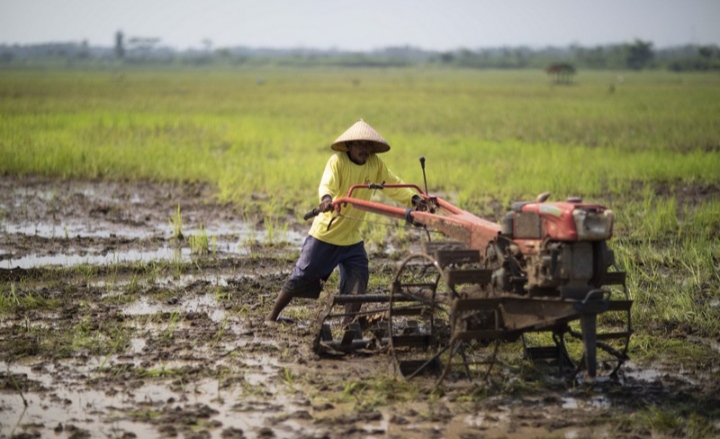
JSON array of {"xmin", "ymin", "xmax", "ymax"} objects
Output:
[{"xmin": 1, "ymin": 175, "xmax": 719, "ymax": 438}]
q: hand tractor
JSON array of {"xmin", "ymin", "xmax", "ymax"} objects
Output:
[{"xmin": 307, "ymin": 158, "xmax": 632, "ymax": 384}]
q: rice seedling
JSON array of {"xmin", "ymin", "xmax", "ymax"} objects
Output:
[
  {"xmin": 213, "ymin": 317, "xmax": 229, "ymax": 346},
  {"xmin": 0, "ymin": 283, "xmax": 60, "ymax": 314},
  {"xmin": 262, "ymin": 216, "xmax": 287, "ymax": 246},
  {"xmin": 0, "ymin": 283, "xmax": 20, "ymax": 312},
  {"xmin": 281, "ymin": 367, "xmax": 295, "ymax": 388},
  {"xmin": 617, "ymin": 405, "xmax": 717, "ymax": 439},
  {"xmin": 3, "ymin": 366, "xmax": 28, "ymax": 407},
  {"xmin": 161, "ymin": 311, "xmax": 182, "ymax": 341},
  {"xmin": 169, "ymin": 203, "xmax": 184, "ymax": 241},
  {"xmin": 189, "ymin": 224, "xmax": 210, "ymax": 255}
]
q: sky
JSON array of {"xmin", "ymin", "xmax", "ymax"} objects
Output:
[{"xmin": 2, "ymin": 0, "xmax": 719, "ymax": 51}]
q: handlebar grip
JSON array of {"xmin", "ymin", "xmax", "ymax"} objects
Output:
[{"xmin": 303, "ymin": 209, "xmax": 320, "ymax": 221}]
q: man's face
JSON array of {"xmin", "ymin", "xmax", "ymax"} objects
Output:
[{"xmin": 348, "ymin": 141, "xmax": 373, "ymax": 164}]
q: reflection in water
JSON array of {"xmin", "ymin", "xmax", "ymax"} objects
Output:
[
  {"xmin": 2, "ymin": 247, "xmax": 191, "ymax": 270},
  {"xmin": 1, "ymin": 217, "xmax": 305, "ymax": 269},
  {"xmin": 121, "ymin": 294, "xmax": 228, "ymax": 323}
]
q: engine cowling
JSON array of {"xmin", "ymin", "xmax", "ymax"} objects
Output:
[
  {"xmin": 494, "ymin": 197, "xmax": 616, "ymax": 297},
  {"xmin": 503, "ymin": 198, "xmax": 614, "ymax": 242}
]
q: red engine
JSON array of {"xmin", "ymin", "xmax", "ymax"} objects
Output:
[{"xmin": 492, "ymin": 197, "xmax": 616, "ymax": 298}]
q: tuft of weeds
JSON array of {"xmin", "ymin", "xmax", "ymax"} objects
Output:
[
  {"xmin": 161, "ymin": 311, "xmax": 182, "ymax": 341},
  {"xmin": 213, "ymin": 317, "xmax": 228, "ymax": 346},
  {"xmin": 336, "ymin": 375, "xmax": 416, "ymax": 411},
  {"xmin": 169, "ymin": 203, "xmax": 184, "ymax": 241},
  {"xmin": 611, "ymin": 404, "xmax": 719, "ymax": 439},
  {"xmin": 0, "ymin": 283, "xmax": 61, "ymax": 314},
  {"xmin": 127, "ymin": 274, "xmax": 143, "ymax": 296},
  {"xmin": 189, "ymin": 224, "xmax": 210, "ymax": 255},
  {"xmin": 281, "ymin": 367, "xmax": 295, "ymax": 388},
  {"xmin": 102, "ymin": 291, "xmax": 138, "ymax": 306},
  {"xmin": 127, "ymin": 410, "xmax": 161, "ymax": 421},
  {"xmin": 263, "ymin": 215, "xmax": 288, "ymax": 246},
  {"xmin": 68, "ymin": 319, "xmax": 130, "ymax": 357}
]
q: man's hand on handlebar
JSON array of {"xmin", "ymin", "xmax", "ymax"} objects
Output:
[
  {"xmin": 319, "ymin": 195, "xmax": 333, "ymax": 213},
  {"xmin": 412, "ymin": 195, "xmax": 435, "ymax": 213},
  {"xmin": 303, "ymin": 195, "xmax": 335, "ymax": 221}
]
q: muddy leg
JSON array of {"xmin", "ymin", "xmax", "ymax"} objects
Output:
[
  {"xmin": 343, "ymin": 276, "xmax": 363, "ymax": 318},
  {"xmin": 341, "ymin": 280, "xmax": 363, "ymax": 325},
  {"xmin": 338, "ymin": 247, "xmax": 369, "ymax": 325},
  {"xmin": 266, "ymin": 290, "xmax": 294, "ymax": 322}
]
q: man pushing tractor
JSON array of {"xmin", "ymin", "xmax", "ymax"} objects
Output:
[{"xmin": 265, "ymin": 119, "xmax": 429, "ymax": 325}]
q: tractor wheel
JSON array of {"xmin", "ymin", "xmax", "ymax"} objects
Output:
[
  {"xmin": 388, "ymin": 253, "xmax": 450, "ymax": 379},
  {"xmin": 439, "ymin": 285, "xmax": 505, "ymax": 384}
]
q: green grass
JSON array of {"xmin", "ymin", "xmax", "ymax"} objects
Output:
[
  {"xmin": 611, "ymin": 404, "xmax": 720, "ymax": 439},
  {"xmin": 2, "ymin": 68, "xmax": 718, "ymax": 210},
  {"xmin": 0, "ymin": 283, "xmax": 61, "ymax": 314}
]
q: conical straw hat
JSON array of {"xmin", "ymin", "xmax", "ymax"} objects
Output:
[{"xmin": 331, "ymin": 119, "xmax": 391, "ymax": 153}]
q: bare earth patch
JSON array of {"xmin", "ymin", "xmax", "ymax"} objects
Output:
[{"xmin": 1, "ymin": 175, "xmax": 719, "ymax": 438}]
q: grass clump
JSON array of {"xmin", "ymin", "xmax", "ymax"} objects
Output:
[
  {"xmin": 189, "ymin": 224, "xmax": 211, "ymax": 255},
  {"xmin": 169, "ymin": 203, "xmax": 184, "ymax": 241},
  {"xmin": 0, "ymin": 283, "xmax": 61, "ymax": 314}
]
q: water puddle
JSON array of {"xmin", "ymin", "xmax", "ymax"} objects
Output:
[
  {"xmin": 129, "ymin": 337, "xmax": 146, "ymax": 354},
  {"xmin": 0, "ymin": 364, "xmax": 284, "ymax": 438},
  {"xmin": 0, "ymin": 362, "xmax": 155, "ymax": 437},
  {"xmin": 625, "ymin": 365, "xmax": 662, "ymax": 382},
  {"xmin": 1, "ymin": 223, "xmax": 304, "ymax": 269},
  {"xmin": 1, "ymin": 247, "xmax": 193, "ymax": 270},
  {"xmin": 4, "ymin": 221, "xmax": 155, "ymax": 240},
  {"xmin": 562, "ymin": 396, "xmax": 610, "ymax": 410},
  {"xmin": 463, "ymin": 411, "xmax": 511, "ymax": 429},
  {"xmin": 0, "ymin": 316, "xmax": 58, "ymax": 331},
  {"xmin": 0, "ymin": 357, "xmax": 324, "ymax": 439},
  {"xmin": 121, "ymin": 294, "xmax": 228, "ymax": 323}
]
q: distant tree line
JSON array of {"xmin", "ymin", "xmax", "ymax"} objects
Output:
[
  {"xmin": 1, "ymin": 34, "xmax": 719, "ymax": 71},
  {"xmin": 432, "ymin": 40, "xmax": 719, "ymax": 71}
]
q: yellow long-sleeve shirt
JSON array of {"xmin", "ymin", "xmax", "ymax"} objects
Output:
[{"xmin": 309, "ymin": 152, "xmax": 418, "ymax": 246}]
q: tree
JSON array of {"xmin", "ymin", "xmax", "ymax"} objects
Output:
[
  {"xmin": 439, "ymin": 51, "xmax": 454, "ymax": 64},
  {"xmin": 698, "ymin": 46, "xmax": 714, "ymax": 59},
  {"xmin": 574, "ymin": 46, "xmax": 608, "ymax": 69},
  {"xmin": 115, "ymin": 30, "xmax": 125, "ymax": 59},
  {"xmin": 78, "ymin": 39, "xmax": 89, "ymax": 59},
  {"xmin": 127, "ymin": 37, "xmax": 160, "ymax": 60},
  {"xmin": 626, "ymin": 39, "xmax": 653, "ymax": 70}
]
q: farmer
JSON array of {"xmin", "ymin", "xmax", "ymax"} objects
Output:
[{"xmin": 265, "ymin": 119, "xmax": 428, "ymax": 324}]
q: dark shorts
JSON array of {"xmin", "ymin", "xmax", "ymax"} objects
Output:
[{"xmin": 281, "ymin": 235, "xmax": 369, "ymax": 299}]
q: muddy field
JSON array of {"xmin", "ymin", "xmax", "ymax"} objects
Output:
[{"xmin": 1, "ymin": 175, "xmax": 719, "ymax": 439}]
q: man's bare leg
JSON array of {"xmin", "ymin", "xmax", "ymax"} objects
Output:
[{"xmin": 265, "ymin": 290, "xmax": 293, "ymax": 323}]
